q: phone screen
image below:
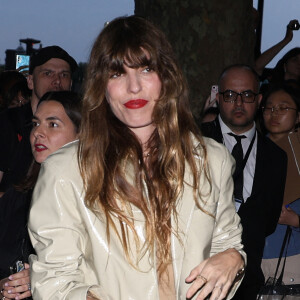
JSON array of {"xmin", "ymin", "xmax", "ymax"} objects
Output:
[
  {"xmin": 210, "ymin": 85, "xmax": 218, "ymax": 107},
  {"xmin": 16, "ymin": 55, "xmax": 30, "ymax": 72}
]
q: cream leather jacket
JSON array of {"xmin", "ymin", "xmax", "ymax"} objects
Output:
[{"xmin": 28, "ymin": 137, "xmax": 245, "ymax": 300}]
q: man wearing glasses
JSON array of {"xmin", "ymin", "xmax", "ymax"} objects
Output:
[{"xmin": 201, "ymin": 64, "xmax": 287, "ymax": 300}]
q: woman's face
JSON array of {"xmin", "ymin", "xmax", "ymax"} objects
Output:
[
  {"xmin": 285, "ymin": 54, "xmax": 300, "ymax": 80},
  {"xmin": 30, "ymin": 100, "xmax": 78, "ymax": 163},
  {"xmin": 263, "ymin": 90, "xmax": 298, "ymax": 138},
  {"xmin": 106, "ymin": 64, "xmax": 162, "ymax": 143}
]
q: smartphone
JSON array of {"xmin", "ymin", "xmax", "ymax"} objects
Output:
[
  {"xmin": 209, "ymin": 85, "xmax": 218, "ymax": 107},
  {"xmin": 16, "ymin": 55, "xmax": 30, "ymax": 72},
  {"xmin": 10, "ymin": 260, "xmax": 25, "ymax": 274}
]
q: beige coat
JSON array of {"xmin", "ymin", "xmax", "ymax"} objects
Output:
[{"xmin": 28, "ymin": 137, "xmax": 245, "ymax": 300}]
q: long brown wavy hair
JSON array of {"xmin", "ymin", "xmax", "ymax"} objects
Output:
[{"xmin": 79, "ymin": 16, "xmax": 210, "ymax": 275}]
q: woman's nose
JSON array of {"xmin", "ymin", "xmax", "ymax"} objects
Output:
[
  {"xmin": 33, "ymin": 127, "xmax": 45, "ymax": 138},
  {"xmin": 127, "ymin": 72, "xmax": 142, "ymax": 94}
]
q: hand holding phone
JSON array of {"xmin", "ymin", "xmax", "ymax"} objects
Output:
[
  {"xmin": 4, "ymin": 263, "xmax": 32, "ymax": 299},
  {"xmin": 10, "ymin": 260, "xmax": 25, "ymax": 274}
]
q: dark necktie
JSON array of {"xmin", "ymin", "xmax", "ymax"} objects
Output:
[{"xmin": 228, "ymin": 133, "xmax": 246, "ymax": 201}]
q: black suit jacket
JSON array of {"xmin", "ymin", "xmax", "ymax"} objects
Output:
[{"xmin": 201, "ymin": 118, "xmax": 287, "ymax": 299}]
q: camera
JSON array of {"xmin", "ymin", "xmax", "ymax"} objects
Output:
[{"xmin": 289, "ymin": 21, "xmax": 300, "ymax": 31}]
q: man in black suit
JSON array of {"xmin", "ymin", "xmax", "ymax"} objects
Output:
[{"xmin": 200, "ymin": 64, "xmax": 287, "ymax": 299}]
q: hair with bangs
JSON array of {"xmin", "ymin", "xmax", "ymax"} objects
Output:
[{"xmin": 79, "ymin": 15, "xmax": 210, "ymax": 275}]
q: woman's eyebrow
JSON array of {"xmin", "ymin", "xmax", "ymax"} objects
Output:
[{"xmin": 46, "ymin": 116, "xmax": 63, "ymax": 122}]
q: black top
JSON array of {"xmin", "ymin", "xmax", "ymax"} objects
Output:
[
  {"xmin": 0, "ymin": 102, "xmax": 33, "ymax": 192},
  {"xmin": 0, "ymin": 187, "xmax": 34, "ymax": 279},
  {"xmin": 0, "ymin": 102, "xmax": 35, "ymax": 283}
]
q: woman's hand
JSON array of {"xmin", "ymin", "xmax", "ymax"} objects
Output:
[
  {"xmin": 185, "ymin": 248, "xmax": 244, "ymax": 300},
  {"xmin": 279, "ymin": 205, "xmax": 299, "ymax": 227},
  {"xmin": 1, "ymin": 263, "xmax": 31, "ymax": 299},
  {"xmin": 86, "ymin": 291, "xmax": 100, "ymax": 300}
]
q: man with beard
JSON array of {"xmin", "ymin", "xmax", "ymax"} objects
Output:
[{"xmin": 200, "ymin": 64, "xmax": 287, "ymax": 299}]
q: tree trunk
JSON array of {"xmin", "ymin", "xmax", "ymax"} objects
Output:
[{"xmin": 135, "ymin": 0, "xmax": 255, "ymax": 119}]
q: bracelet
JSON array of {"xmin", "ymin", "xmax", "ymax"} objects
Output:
[
  {"xmin": 236, "ymin": 253, "xmax": 245, "ymax": 280},
  {"xmin": 236, "ymin": 267, "xmax": 245, "ymax": 279}
]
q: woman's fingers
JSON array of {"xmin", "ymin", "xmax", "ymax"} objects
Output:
[
  {"xmin": 208, "ymin": 281, "xmax": 232, "ymax": 300},
  {"xmin": 186, "ymin": 274, "xmax": 210, "ymax": 299},
  {"xmin": 186, "ymin": 249, "xmax": 244, "ymax": 299},
  {"xmin": 2, "ymin": 267, "xmax": 32, "ymax": 299},
  {"xmin": 3, "ymin": 282, "xmax": 32, "ymax": 299},
  {"xmin": 6, "ymin": 269, "xmax": 30, "ymax": 288}
]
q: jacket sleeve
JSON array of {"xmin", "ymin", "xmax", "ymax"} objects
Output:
[
  {"xmin": 28, "ymin": 157, "xmax": 109, "ymax": 300},
  {"xmin": 209, "ymin": 146, "xmax": 245, "ymax": 255},
  {"xmin": 208, "ymin": 145, "xmax": 246, "ymax": 298}
]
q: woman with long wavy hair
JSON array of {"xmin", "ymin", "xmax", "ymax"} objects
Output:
[{"xmin": 28, "ymin": 16, "xmax": 245, "ymax": 300}]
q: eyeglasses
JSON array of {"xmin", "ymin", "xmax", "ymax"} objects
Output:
[
  {"xmin": 262, "ymin": 104, "xmax": 297, "ymax": 115},
  {"xmin": 219, "ymin": 90, "xmax": 258, "ymax": 103}
]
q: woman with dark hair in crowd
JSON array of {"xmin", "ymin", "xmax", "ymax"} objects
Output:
[
  {"xmin": 261, "ymin": 85, "xmax": 300, "ymax": 284},
  {"xmin": 0, "ymin": 71, "xmax": 28, "ymax": 111},
  {"xmin": 29, "ymin": 16, "xmax": 245, "ymax": 300},
  {"xmin": 4, "ymin": 80, "xmax": 31, "ymax": 109},
  {"xmin": 0, "ymin": 91, "xmax": 81, "ymax": 300}
]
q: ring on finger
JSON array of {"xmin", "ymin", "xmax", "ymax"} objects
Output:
[
  {"xmin": 27, "ymin": 283, "xmax": 31, "ymax": 291},
  {"xmin": 214, "ymin": 284, "xmax": 223, "ymax": 291},
  {"xmin": 196, "ymin": 274, "xmax": 207, "ymax": 284}
]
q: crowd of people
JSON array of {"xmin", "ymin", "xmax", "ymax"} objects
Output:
[{"xmin": 0, "ymin": 13, "xmax": 299, "ymax": 300}]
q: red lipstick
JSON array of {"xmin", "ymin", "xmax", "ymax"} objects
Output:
[
  {"xmin": 35, "ymin": 144, "xmax": 47, "ymax": 152},
  {"xmin": 124, "ymin": 99, "xmax": 148, "ymax": 109}
]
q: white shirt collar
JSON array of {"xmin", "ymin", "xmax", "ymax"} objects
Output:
[{"xmin": 218, "ymin": 115, "xmax": 256, "ymax": 140}]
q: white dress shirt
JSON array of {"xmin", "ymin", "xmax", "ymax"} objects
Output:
[{"xmin": 218, "ymin": 115, "xmax": 257, "ymax": 202}]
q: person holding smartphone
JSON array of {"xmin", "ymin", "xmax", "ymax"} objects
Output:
[
  {"xmin": 0, "ymin": 46, "xmax": 77, "ymax": 300},
  {"xmin": 0, "ymin": 91, "xmax": 82, "ymax": 299}
]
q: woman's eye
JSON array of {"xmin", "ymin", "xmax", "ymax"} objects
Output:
[
  {"xmin": 142, "ymin": 67, "xmax": 152, "ymax": 73},
  {"xmin": 110, "ymin": 72, "xmax": 121, "ymax": 78},
  {"xmin": 49, "ymin": 122, "xmax": 58, "ymax": 128},
  {"xmin": 32, "ymin": 121, "xmax": 39, "ymax": 127}
]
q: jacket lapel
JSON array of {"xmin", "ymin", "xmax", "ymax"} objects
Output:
[
  {"xmin": 171, "ymin": 173, "xmax": 196, "ymax": 292},
  {"xmin": 171, "ymin": 140, "xmax": 202, "ymax": 292},
  {"xmin": 249, "ymin": 133, "xmax": 264, "ymax": 199}
]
